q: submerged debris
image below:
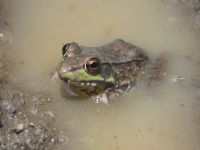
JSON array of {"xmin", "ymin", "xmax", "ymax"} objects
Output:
[
  {"xmin": 0, "ymin": 54, "xmax": 66, "ymax": 150},
  {"xmin": 179, "ymin": 0, "xmax": 200, "ymax": 27},
  {"xmin": 145, "ymin": 53, "xmax": 168, "ymax": 86},
  {"xmin": 180, "ymin": 0, "xmax": 200, "ymax": 12}
]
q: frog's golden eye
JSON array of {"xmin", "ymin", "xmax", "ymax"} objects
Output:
[
  {"xmin": 62, "ymin": 43, "xmax": 71, "ymax": 56},
  {"xmin": 85, "ymin": 57, "xmax": 101, "ymax": 75}
]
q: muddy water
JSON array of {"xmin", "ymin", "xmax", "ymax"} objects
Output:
[{"xmin": 3, "ymin": 0, "xmax": 200, "ymax": 149}]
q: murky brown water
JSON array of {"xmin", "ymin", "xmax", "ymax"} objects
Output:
[{"xmin": 2, "ymin": 0, "xmax": 200, "ymax": 149}]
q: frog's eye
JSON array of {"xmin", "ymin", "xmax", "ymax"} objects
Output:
[
  {"xmin": 85, "ymin": 57, "xmax": 101, "ymax": 75},
  {"xmin": 62, "ymin": 43, "xmax": 71, "ymax": 55}
]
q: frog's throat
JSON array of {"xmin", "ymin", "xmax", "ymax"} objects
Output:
[{"xmin": 63, "ymin": 69, "xmax": 115, "ymax": 83}]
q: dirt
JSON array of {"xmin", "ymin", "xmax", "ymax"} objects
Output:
[
  {"xmin": 0, "ymin": 53, "xmax": 67, "ymax": 150},
  {"xmin": 179, "ymin": 0, "xmax": 200, "ymax": 12},
  {"xmin": 0, "ymin": 1, "xmax": 66, "ymax": 149},
  {"xmin": 179, "ymin": 0, "xmax": 200, "ymax": 28}
]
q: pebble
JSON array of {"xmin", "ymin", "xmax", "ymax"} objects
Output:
[
  {"xmin": 46, "ymin": 110, "xmax": 55, "ymax": 119},
  {"xmin": 14, "ymin": 123, "xmax": 24, "ymax": 133}
]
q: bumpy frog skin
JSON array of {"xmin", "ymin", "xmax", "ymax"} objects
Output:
[{"xmin": 57, "ymin": 39, "xmax": 148, "ymax": 103}]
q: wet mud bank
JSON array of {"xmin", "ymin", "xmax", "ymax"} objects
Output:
[
  {"xmin": 179, "ymin": 0, "xmax": 200, "ymax": 30},
  {"xmin": 0, "ymin": 43, "xmax": 65, "ymax": 150},
  {"xmin": 179, "ymin": 0, "xmax": 200, "ymax": 13},
  {"xmin": 0, "ymin": 1, "xmax": 65, "ymax": 150}
]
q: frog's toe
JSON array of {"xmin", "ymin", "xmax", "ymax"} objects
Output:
[{"xmin": 93, "ymin": 93, "xmax": 109, "ymax": 105}]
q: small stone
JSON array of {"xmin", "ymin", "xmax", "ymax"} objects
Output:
[
  {"xmin": 29, "ymin": 122, "xmax": 34, "ymax": 127},
  {"xmin": 51, "ymin": 138, "xmax": 55, "ymax": 143},
  {"xmin": 14, "ymin": 123, "xmax": 24, "ymax": 134},
  {"xmin": 16, "ymin": 123, "xmax": 24, "ymax": 130},
  {"xmin": 47, "ymin": 97, "xmax": 51, "ymax": 102},
  {"xmin": 2, "ymin": 100, "xmax": 16, "ymax": 114},
  {"xmin": 58, "ymin": 133, "xmax": 68, "ymax": 144},
  {"xmin": 46, "ymin": 111, "xmax": 55, "ymax": 119},
  {"xmin": 31, "ymin": 107, "xmax": 39, "ymax": 115}
]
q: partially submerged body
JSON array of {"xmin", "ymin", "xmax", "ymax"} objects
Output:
[{"xmin": 57, "ymin": 39, "xmax": 167, "ymax": 103}]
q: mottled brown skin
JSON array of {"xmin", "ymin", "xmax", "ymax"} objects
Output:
[
  {"xmin": 101, "ymin": 40, "xmax": 148, "ymax": 88},
  {"xmin": 58, "ymin": 39, "xmax": 149, "ymax": 103}
]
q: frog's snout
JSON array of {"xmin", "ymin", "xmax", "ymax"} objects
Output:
[{"xmin": 57, "ymin": 63, "xmax": 70, "ymax": 81}]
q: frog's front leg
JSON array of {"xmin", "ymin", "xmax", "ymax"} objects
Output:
[
  {"xmin": 93, "ymin": 92, "xmax": 110, "ymax": 104},
  {"xmin": 93, "ymin": 82, "xmax": 135, "ymax": 104}
]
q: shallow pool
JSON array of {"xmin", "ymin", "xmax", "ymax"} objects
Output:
[{"xmin": 2, "ymin": 0, "xmax": 200, "ymax": 149}]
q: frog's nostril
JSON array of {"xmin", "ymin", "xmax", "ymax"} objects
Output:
[
  {"xmin": 61, "ymin": 65, "xmax": 71, "ymax": 73},
  {"xmin": 62, "ymin": 67, "xmax": 68, "ymax": 73},
  {"xmin": 58, "ymin": 64, "xmax": 70, "ymax": 75},
  {"xmin": 58, "ymin": 66, "xmax": 69, "ymax": 80}
]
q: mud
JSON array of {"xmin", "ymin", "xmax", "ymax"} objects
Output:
[
  {"xmin": 0, "ymin": 53, "xmax": 67, "ymax": 150},
  {"xmin": 0, "ymin": 1, "xmax": 65, "ymax": 149},
  {"xmin": 179, "ymin": 0, "xmax": 200, "ymax": 12},
  {"xmin": 179, "ymin": 0, "xmax": 200, "ymax": 28}
]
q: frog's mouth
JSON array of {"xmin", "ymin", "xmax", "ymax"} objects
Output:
[
  {"xmin": 60, "ymin": 78, "xmax": 115, "ymax": 96},
  {"xmin": 63, "ymin": 79, "xmax": 111, "ymax": 86},
  {"xmin": 59, "ymin": 74, "xmax": 115, "ymax": 88},
  {"xmin": 58, "ymin": 68, "xmax": 115, "ymax": 96}
]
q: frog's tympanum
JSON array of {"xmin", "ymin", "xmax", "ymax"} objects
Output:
[{"xmin": 57, "ymin": 39, "xmax": 148, "ymax": 103}]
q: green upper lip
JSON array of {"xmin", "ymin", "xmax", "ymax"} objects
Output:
[{"xmin": 59, "ymin": 68, "xmax": 116, "ymax": 84}]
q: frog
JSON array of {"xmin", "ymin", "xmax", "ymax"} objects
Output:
[{"xmin": 57, "ymin": 39, "xmax": 166, "ymax": 104}]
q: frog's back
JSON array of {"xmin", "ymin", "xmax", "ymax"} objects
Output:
[
  {"xmin": 100, "ymin": 39, "xmax": 148, "ymax": 90},
  {"xmin": 101, "ymin": 39, "xmax": 148, "ymax": 63}
]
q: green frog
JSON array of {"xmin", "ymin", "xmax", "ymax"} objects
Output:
[{"xmin": 57, "ymin": 39, "xmax": 166, "ymax": 103}]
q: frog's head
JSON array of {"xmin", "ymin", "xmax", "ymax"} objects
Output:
[{"xmin": 57, "ymin": 42, "xmax": 116, "ymax": 96}]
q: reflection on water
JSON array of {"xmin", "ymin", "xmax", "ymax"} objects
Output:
[{"xmin": 3, "ymin": 0, "xmax": 200, "ymax": 149}]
